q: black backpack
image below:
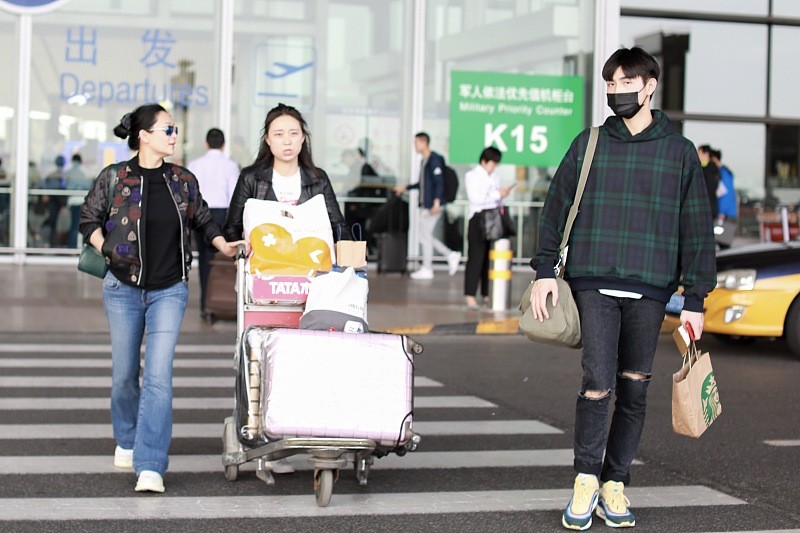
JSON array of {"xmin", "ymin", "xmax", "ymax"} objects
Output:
[{"xmin": 443, "ymin": 165, "xmax": 459, "ymax": 203}]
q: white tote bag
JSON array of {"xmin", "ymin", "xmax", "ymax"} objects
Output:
[
  {"xmin": 243, "ymin": 194, "xmax": 336, "ymax": 277},
  {"xmin": 300, "ymin": 267, "xmax": 369, "ymax": 333}
]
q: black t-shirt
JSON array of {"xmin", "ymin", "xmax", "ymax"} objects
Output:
[{"xmin": 141, "ymin": 163, "xmax": 182, "ymax": 289}]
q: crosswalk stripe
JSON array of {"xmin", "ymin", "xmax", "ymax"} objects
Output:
[
  {"xmin": 0, "ymin": 487, "xmax": 745, "ymax": 521},
  {"xmin": 0, "ymin": 449, "xmax": 582, "ymax": 474},
  {"xmin": 0, "ymin": 420, "xmax": 558, "ymax": 440},
  {"xmin": 0, "ymin": 344, "xmax": 234, "ymax": 354},
  {"xmin": 763, "ymin": 440, "xmax": 800, "ymax": 447},
  {"xmin": 415, "ymin": 420, "xmax": 561, "ymax": 435},
  {"xmin": 0, "ymin": 358, "xmax": 233, "ymax": 369},
  {"xmin": 0, "ymin": 376, "xmax": 443, "ymax": 388},
  {"xmin": 0, "ymin": 352, "xmax": 746, "ymax": 528},
  {"xmin": 0, "ymin": 395, "xmax": 497, "ymax": 411}
]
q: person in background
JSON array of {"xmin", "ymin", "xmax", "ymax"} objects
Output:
[
  {"xmin": 187, "ymin": 128, "xmax": 240, "ymax": 320},
  {"xmin": 393, "ymin": 132, "xmax": 460, "ymax": 280},
  {"xmin": 712, "ymin": 149, "xmax": 737, "ymax": 249},
  {"xmin": 79, "ymin": 103, "xmax": 247, "ymax": 494},
  {"xmin": 696, "ymin": 144, "xmax": 719, "ymax": 221},
  {"xmin": 463, "ymin": 146, "xmax": 512, "ymax": 309},
  {"xmin": 41, "ymin": 155, "xmax": 68, "ymax": 247},
  {"xmin": 0, "ymin": 157, "xmax": 8, "ymax": 246},
  {"xmin": 529, "ymin": 47, "xmax": 716, "ymax": 530},
  {"xmin": 65, "ymin": 153, "xmax": 93, "ymax": 248},
  {"xmin": 357, "ymin": 148, "xmax": 378, "ymax": 177}
]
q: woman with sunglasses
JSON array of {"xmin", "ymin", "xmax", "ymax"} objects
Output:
[{"xmin": 79, "ymin": 103, "xmax": 248, "ymax": 493}]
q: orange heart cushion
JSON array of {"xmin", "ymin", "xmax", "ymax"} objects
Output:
[{"xmin": 249, "ymin": 223, "xmax": 333, "ymax": 276}]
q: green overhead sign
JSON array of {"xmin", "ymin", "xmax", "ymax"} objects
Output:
[{"xmin": 449, "ymin": 71, "xmax": 584, "ymax": 167}]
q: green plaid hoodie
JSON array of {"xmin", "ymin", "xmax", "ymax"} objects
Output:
[{"xmin": 532, "ymin": 110, "xmax": 716, "ymax": 312}]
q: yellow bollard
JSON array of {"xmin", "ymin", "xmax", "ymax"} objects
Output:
[{"xmin": 488, "ymin": 238, "xmax": 513, "ymax": 311}]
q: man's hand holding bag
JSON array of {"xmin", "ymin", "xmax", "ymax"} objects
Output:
[
  {"xmin": 671, "ymin": 324, "xmax": 722, "ymax": 438},
  {"xmin": 519, "ymin": 277, "xmax": 581, "ymax": 348},
  {"xmin": 518, "ymin": 127, "xmax": 598, "ymax": 349}
]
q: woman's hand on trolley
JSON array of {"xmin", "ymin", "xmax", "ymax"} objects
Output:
[{"xmin": 213, "ymin": 237, "xmax": 250, "ymax": 259}]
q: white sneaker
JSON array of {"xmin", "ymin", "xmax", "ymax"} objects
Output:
[
  {"xmin": 114, "ymin": 446, "xmax": 133, "ymax": 468},
  {"xmin": 410, "ymin": 268, "xmax": 434, "ymax": 280},
  {"xmin": 447, "ymin": 251, "xmax": 461, "ymax": 276},
  {"xmin": 135, "ymin": 470, "xmax": 165, "ymax": 493},
  {"xmin": 264, "ymin": 458, "xmax": 296, "ymax": 474}
]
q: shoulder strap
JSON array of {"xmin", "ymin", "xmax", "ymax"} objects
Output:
[{"xmin": 559, "ymin": 126, "xmax": 598, "ymax": 251}]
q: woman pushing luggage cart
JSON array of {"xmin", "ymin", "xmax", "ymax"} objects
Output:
[{"xmin": 220, "ymin": 103, "xmax": 421, "ymax": 507}]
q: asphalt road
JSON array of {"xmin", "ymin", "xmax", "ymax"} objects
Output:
[{"xmin": 0, "ymin": 330, "xmax": 798, "ymax": 532}]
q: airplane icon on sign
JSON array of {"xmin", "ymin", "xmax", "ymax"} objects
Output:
[{"xmin": 266, "ymin": 61, "xmax": 314, "ymax": 79}]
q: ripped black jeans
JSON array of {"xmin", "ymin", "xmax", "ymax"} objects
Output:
[{"xmin": 572, "ymin": 290, "xmax": 665, "ymax": 485}]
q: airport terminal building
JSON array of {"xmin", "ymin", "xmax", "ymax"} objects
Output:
[{"xmin": 0, "ymin": 0, "xmax": 797, "ymax": 260}]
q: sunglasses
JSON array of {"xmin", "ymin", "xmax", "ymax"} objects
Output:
[{"xmin": 149, "ymin": 125, "xmax": 179, "ymax": 136}]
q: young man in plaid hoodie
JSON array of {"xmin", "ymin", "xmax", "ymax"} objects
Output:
[{"xmin": 529, "ymin": 47, "xmax": 717, "ymax": 530}]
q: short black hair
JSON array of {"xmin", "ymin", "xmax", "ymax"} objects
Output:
[
  {"xmin": 415, "ymin": 132, "xmax": 430, "ymax": 145},
  {"xmin": 602, "ymin": 46, "xmax": 660, "ymax": 83},
  {"xmin": 480, "ymin": 146, "xmax": 502, "ymax": 164},
  {"xmin": 711, "ymin": 149, "xmax": 722, "ymax": 161},
  {"xmin": 71, "ymin": 153, "xmax": 82, "ymax": 163},
  {"xmin": 697, "ymin": 144, "xmax": 712, "ymax": 154},
  {"xmin": 206, "ymin": 128, "xmax": 225, "ymax": 149}
]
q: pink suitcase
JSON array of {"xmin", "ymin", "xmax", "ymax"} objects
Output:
[{"xmin": 258, "ymin": 328, "xmax": 414, "ymax": 447}]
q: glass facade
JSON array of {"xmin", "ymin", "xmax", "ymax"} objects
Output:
[
  {"xmin": 0, "ymin": 10, "xmax": 16, "ymax": 247},
  {"xmin": 6, "ymin": 0, "xmax": 798, "ymax": 259},
  {"xmin": 621, "ymin": 1, "xmax": 800, "ymax": 234},
  {"xmin": 19, "ymin": 0, "xmax": 221, "ymax": 250},
  {"xmin": 230, "ymin": 0, "xmax": 408, "ymax": 193},
  {"xmin": 421, "ymin": 0, "xmax": 595, "ymax": 257},
  {"xmin": 1, "ymin": 0, "xmax": 599, "ymax": 261}
]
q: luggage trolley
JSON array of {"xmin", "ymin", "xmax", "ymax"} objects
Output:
[{"xmin": 221, "ymin": 245, "xmax": 423, "ymax": 507}]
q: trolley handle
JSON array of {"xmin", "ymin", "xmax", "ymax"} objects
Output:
[
  {"xmin": 236, "ymin": 243, "xmax": 247, "ymax": 260},
  {"xmin": 235, "ymin": 242, "xmax": 248, "ymax": 350}
]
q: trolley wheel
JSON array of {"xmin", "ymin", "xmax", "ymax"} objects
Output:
[
  {"xmin": 354, "ymin": 458, "xmax": 370, "ymax": 486},
  {"xmin": 224, "ymin": 464, "xmax": 239, "ymax": 482},
  {"xmin": 315, "ymin": 469, "xmax": 334, "ymax": 507},
  {"xmin": 408, "ymin": 338, "xmax": 424, "ymax": 355}
]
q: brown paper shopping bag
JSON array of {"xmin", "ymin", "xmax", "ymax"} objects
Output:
[
  {"xmin": 672, "ymin": 331, "xmax": 722, "ymax": 438},
  {"xmin": 334, "ymin": 223, "xmax": 367, "ymax": 268},
  {"xmin": 335, "ymin": 240, "xmax": 367, "ymax": 268}
]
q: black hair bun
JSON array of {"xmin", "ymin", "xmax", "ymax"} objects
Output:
[{"xmin": 113, "ymin": 113, "xmax": 133, "ymax": 139}]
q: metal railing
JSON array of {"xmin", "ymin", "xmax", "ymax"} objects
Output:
[
  {"xmin": 0, "ymin": 190, "xmax": 546, "ymax": 264},
  {"xmin": 340, "ymin": 196, "xmax": 544, "ymax": 265}
]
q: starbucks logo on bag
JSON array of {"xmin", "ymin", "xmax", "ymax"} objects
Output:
[{"xmin": 701, "ymin": 372, "xmax": 722, "ymax": 426}]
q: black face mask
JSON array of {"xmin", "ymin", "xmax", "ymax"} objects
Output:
[{"xmin": 607, "ymin": 86, "xmax": 647, "ymax": 119}]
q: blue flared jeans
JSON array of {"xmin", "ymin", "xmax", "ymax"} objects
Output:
[
  {"xmin": 572, "ymin": 290, "xmax": 665, "ymax": 485},
  {"xmin": 103, "ymin": 271, "xmax": 188, "ymax": 476}
]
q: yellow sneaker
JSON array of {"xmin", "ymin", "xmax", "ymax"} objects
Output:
[
  {"xmin": 561, "ymin": 474, "xmax": 599, "ymax": 530},
  {"xmin": 596, "ymin": 480, "xmax": 636, "ymax": 528}
]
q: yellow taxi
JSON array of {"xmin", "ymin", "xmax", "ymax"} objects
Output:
[{"xmin": 703, "ymin": 240, "xmax": 800, "ymax": 356}]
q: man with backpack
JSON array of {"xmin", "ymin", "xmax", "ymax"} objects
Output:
[{"xmin": 394, "ymin": 132, "xmax": 460, "ymax": 280}]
